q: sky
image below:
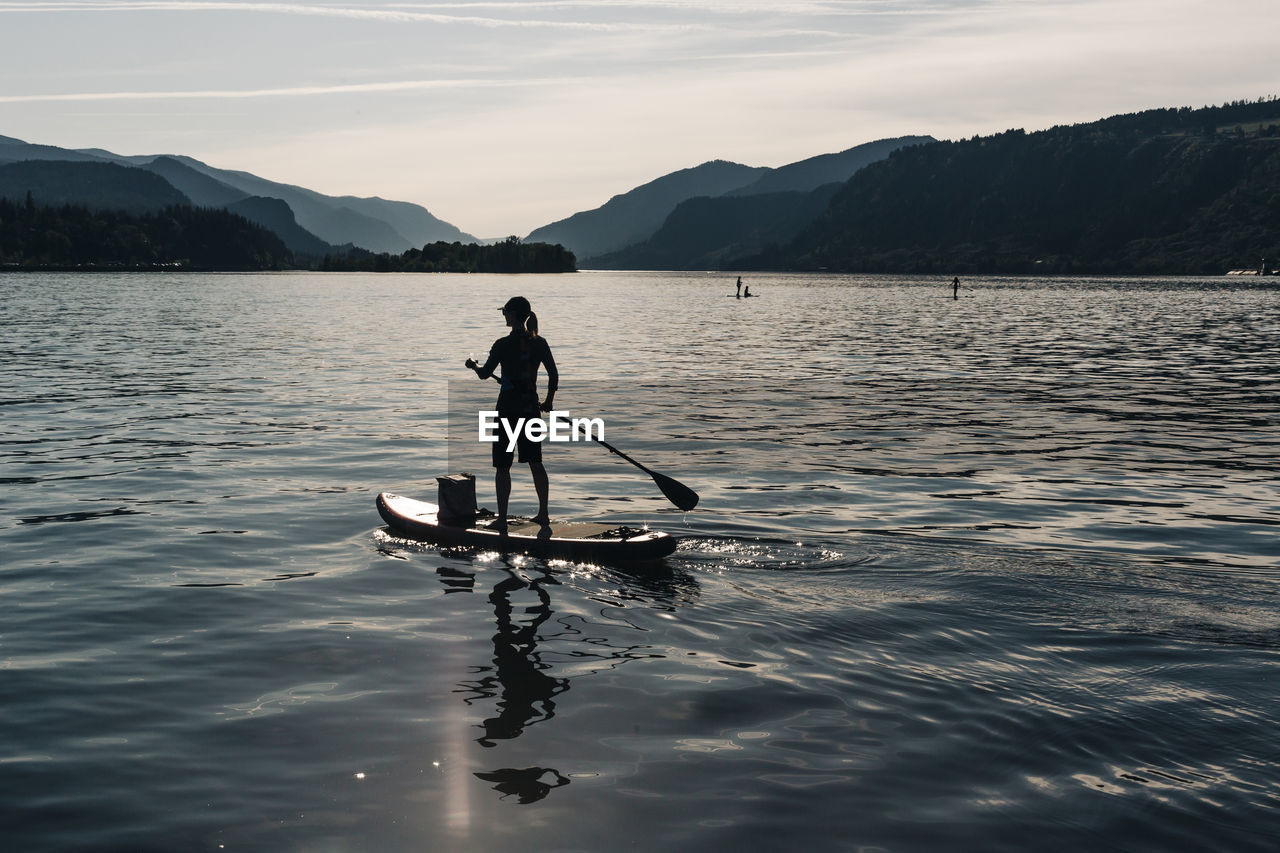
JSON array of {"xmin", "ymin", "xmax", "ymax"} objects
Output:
[{"xmin": 1, "ymin": 0, "xmax": 1276, "ymax": 238}]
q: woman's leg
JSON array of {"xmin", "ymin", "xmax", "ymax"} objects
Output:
[
  {"xmin": 495, "ymin": 465, "xmax": 512, "ymax": 531},
  {"xmin": 529, "ymin": 459, "xmax": 549, "ymax": 524}
]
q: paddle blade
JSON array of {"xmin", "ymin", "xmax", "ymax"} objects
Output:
[
  {"xmin": 652, "ymin": 471, "xmax": 699, "ymax": 512},
  {"xmin": 595, "ymin": 438, "xmax": 699, "ymax": 511}
]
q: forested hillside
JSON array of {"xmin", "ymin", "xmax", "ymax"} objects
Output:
[
  {"xmin": 0, "ymin": 161, "xmax": 189, "ymax": 214},
  {"xmin": 0, "ymin": 198, "xmax": 292, "ymax": 270},
  {"xmin": 737, "ymin": 99, "xmax": 1280, "ymax": 274},
  {"xmin": 593, "ymin": 185, "xmax": 841, "ymax": 270}
]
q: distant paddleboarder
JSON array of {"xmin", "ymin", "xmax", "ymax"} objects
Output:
[
  {"xmin": 952, "ymin": 277, "xmax": 960, "ymax": 300},
  {"xmin": 736, "ymin": 276, "xmax": 743, "ymax": 298},
  {"xmin": 465, "ymin": 295, "xmax": 558, "ymax": 533}
]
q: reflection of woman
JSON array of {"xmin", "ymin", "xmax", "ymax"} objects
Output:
[
  {"xmin": 475, "ymin": 767, "xmax": 569, "ymax": 804},
  {"xmin": 436, "ymin": 559, "xmax": 700, "ymax": 804},
  {"xmin": 465, "ymin": 296, "xmax": 558, "ymax": 531},
  {"xmin": 474, "ymin": 573, "xmax": 568, "ymax": 748}
]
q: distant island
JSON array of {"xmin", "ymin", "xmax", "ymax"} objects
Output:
[{"xmin": 319, "ymin": 237, "xmax": 577, "ymax": 274}]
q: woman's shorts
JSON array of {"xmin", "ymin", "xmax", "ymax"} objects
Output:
[{"xmin": 491, "ymin": 412, "xmax": 543, "ymax": 468}]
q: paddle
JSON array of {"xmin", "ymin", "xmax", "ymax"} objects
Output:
[
  {"xmin": 471, "ymin": 366, "xmax": 699, "ymax": 511},
  {"xmin": 593, "ymin": 438, "xmax": 700, "ymax": 511}
]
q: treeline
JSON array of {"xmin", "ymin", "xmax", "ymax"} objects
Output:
[
  {"xmin": 0, "ymin": 196, "xmax": 576, "ymax": 274},
  {"xmin": 0, "ymin": 195, "xmax": 292, "ymax": 270},
  {"xmin": 735, "ymin": 99, "xmax": 1280, "ymax": 274},
  {"xmin": 320, "ymin": 236, "xmax": 576, "ymax": 273}
]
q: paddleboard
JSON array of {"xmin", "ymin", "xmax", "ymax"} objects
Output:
[{"xmin": 376, "ymin": 492, "xmax": 678, "ymax": 562}]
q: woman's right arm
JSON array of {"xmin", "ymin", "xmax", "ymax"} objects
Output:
[{"xmin": 466, "ymin": 342, "xmax": 500, "ymax": 379}]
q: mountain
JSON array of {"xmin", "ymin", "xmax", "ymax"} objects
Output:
[
  {"xmin": 0, "ymin": 135, "xmax": 105, "ymax": 164},
  {"xmin": 122, "ymin": 156, "xmax": 339, "ymax": 257},
  {"xmin": 0, "ymin": 135, "xmax": 473, "ymax": 253},
  {"xmin": 135, "ymin": 156, "xmax": 473, "ymax": 252},
  {"xmin": 577, "ymin": 136, "xmax": 932, "ymax": 269},
  {"xmin": 725, "ymin": 136, "xmax": 934, "ymax": 196},
  {"xmin": 525, "ymin": 160, "xmax": 769, "ymax": 260},
  {"xmin": 139, "ymin": 155, "xmax": 251, "ymax": 208},
  {"xmin": 525, "ymin": 137, "xmax": 932, "ymax": 264},
  {"xmin": 224, "ymin": 196, "xmax": 338, "ymax": 259},
  {"xmin": 593, "ymin": 184, "xmax": 843, "ymax": 270},
  {"xmin": 0, "ymin": 160, "xmax": 189, "ymax": 213},
  {"xmin": 0, "ymin": 155, "xmax": 341, "ymax": 258},
  {"xmin": 735, "ymin": 99, "xmax": 1280, "ymax": 275}
]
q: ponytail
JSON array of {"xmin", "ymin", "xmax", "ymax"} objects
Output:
[{"xmin": 501, "ymin": 296, "xmax": 538, "ymax": 336}]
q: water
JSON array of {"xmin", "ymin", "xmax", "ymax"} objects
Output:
[{"xmin": 2, "ymin": 271, "xmax": 1278, "ymax": 852}]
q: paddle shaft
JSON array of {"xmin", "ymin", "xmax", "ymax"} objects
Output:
[
  {"xmin": 469, "ymin": 365, "xmax": 699, "ymax": 511},
  {"xmin": 593, "ymin": 438, "xmax": 656, "ymax": 476}
]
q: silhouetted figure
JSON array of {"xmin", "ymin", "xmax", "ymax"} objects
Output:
[
  {"xmin": 952, "ymin": 277, "xmax": 960, "ymax": 300},
  {"xmin": 743, "ymin": 285, "xmax": 752, "ymax": 297},
  {"xmin": 466, "ymin": 296, "xmax": 558, "ymax": 532},
  {"xmin": 736, "ymin": 276, "xmax": 742, "ymax": 298}
]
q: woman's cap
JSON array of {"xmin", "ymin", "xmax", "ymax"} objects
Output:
[{"xmin": 500, "ymin": 296, "xmax": 531, "ymax": 316}]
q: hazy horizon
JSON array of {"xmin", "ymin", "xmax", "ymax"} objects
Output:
[{"xmin": 2, "ymin": 0, "xmax": 1275, "ymax": 237}]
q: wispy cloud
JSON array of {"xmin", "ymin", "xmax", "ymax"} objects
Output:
[
  {"xmin": 0, "ymin": 0, "xmax": 964, "ymax": 12},
  {"xmin": 0, "ymin": 0, "xmax": 967, "ymax": 36},
  {"xmin": 0, "ymin": 0, "xmax": 697, "ymax": 31},
  {"xmin": 0, "ymin": 76, "xmax": 565, "ymax": 104},
  {"xmin": 4, "ymin": 0, "xmax": 1273, "ymax": 237}
]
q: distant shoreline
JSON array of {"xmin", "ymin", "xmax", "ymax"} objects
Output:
[{"xmin": 5, "ymin": 267, "xmax": 1275, "ymax": 279}]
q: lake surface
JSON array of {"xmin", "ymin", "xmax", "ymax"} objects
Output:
[{"xmin": 3, "ymin": 270, "xmax": 1278, "ymax": 852}]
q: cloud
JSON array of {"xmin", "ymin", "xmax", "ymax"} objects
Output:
[
  {"xmin": 0, "ymin": 0, "xmax": 696, "ymax": 31},
  {"xmin": 4, "ymin": 0, "xmax": 1275, "ymax": 237},
  {"xmin": 0, "ymin": 76, "xmax": 570, "ymax": 103}
]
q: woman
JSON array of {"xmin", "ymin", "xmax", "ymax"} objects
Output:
[{"xmin": 465, "ymin": 295, "xmax": 558, "ymax": 532}]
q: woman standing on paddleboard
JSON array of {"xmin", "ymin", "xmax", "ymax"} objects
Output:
[{"xmin": 465, "ymin": 296, "xmax": 558, "ymax": 533}]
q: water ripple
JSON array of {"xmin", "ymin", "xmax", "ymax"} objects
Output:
[{"xmin": 3, "ymin": 272, "xmax": 1279, "ymax": 851}]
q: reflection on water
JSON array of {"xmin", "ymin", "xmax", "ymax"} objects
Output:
[
  {"xmin": 464, "ymin": 569, "xmax": 568, "ymax": 749},
  {"xmin": 474, "ymin": 767, "xmax": 570, "ymax": 805},
  {"xmin": 428, "ymin": 556, "xmax": 701, "ymax": 804}
]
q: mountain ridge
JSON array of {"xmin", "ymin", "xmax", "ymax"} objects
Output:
[
  {"xmin": 731, "ymin": 99, "xmax": 1280, "ymax": 274},
  {"xmin": 0, "ymin": 160, "xmax": 189, "ymax": 214},
  {"xmin": 526, "ymin": 160, "xmax": 768, "ymax": 260},
  {"xmin": 725, "ymin": 135, "xmax": 934, "ymax": 196},
  {"xmin": 0, "ymin": 136, "xmax": 474, "ymax": 253},
  {"xmin": 592, "ymin": 184, "xmax": 843, "ymax": 270},
  {"xmin": 526, "ymin": 136, "xmax": 934, "ymax": 264}
]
